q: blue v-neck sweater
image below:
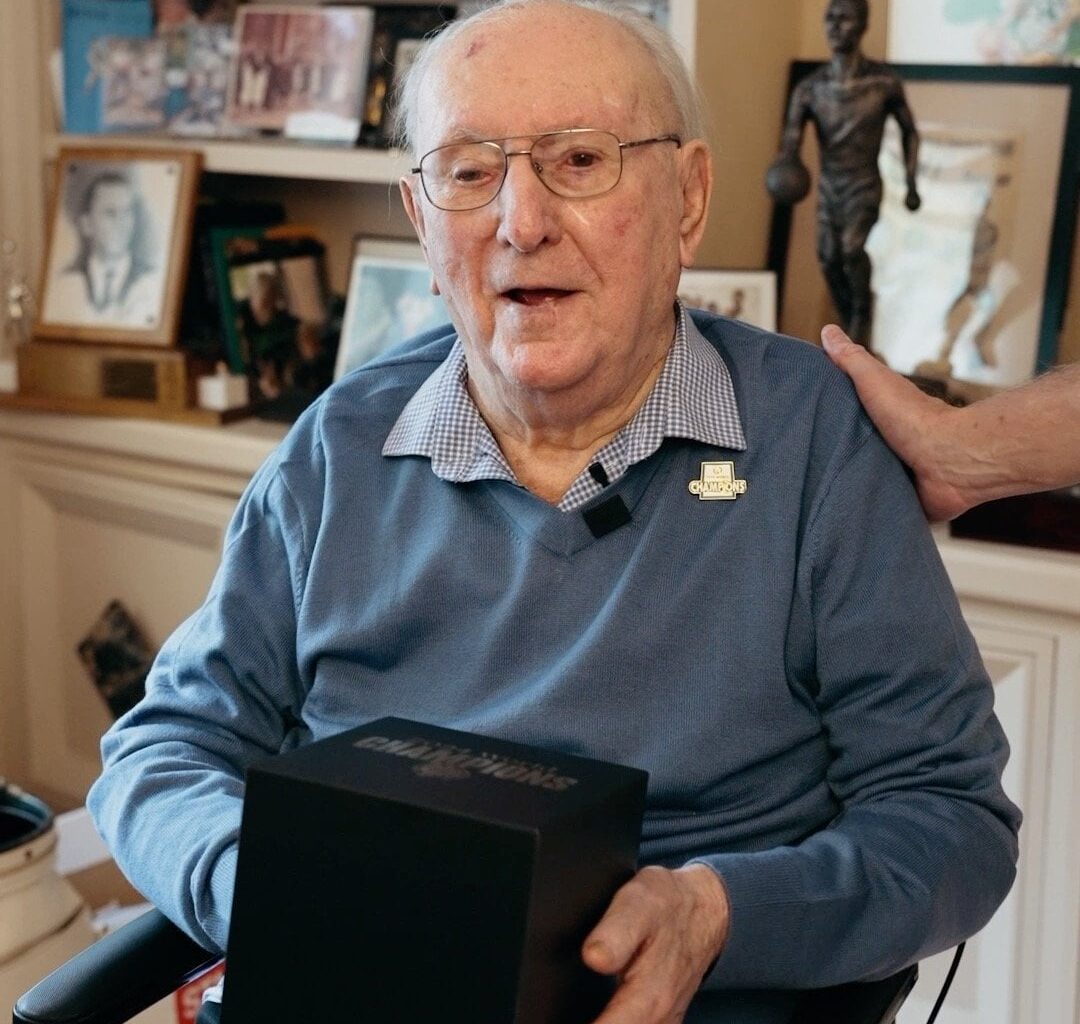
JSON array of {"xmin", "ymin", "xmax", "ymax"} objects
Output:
[{"xmin": 89, "ymin": 312, "xmax": 1019, "ymax": 1009}]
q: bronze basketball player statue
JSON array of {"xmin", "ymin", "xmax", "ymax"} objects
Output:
[{"xmin": 766, "ymin": 0, "xmax": 920, "ymax": 347}]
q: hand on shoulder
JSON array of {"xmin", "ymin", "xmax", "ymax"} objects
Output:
[{"xmin": 820, "ymin": 325, "xmax": 972, "ymax": 521}]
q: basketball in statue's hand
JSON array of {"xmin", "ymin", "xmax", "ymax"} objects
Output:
[{"xmin": 765, "ymin": 155, "xmax": 811, "ymax": 204}]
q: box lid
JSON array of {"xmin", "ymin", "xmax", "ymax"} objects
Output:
[{"xmin": 247, "ymin": 716, "xmax": 648, "ymax": 831}]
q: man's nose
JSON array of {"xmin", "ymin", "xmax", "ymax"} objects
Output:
[{"xmin": 494, "ymin": 153, "xmax": 561, "ymax": 253}]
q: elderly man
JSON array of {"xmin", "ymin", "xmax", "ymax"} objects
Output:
[{"xmin": 88, "ymin": 2, "xmax": 1019, "ymax": 1022}]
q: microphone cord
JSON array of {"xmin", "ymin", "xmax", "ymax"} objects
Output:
[{"xmin": 925, "ymin": 942, "xmax": 965, "ymax": 1024}]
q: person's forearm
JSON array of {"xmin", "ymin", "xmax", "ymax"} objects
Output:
[{"xmin": 940, "ymin": 361, "xmax": 1080, "ymax": 506}]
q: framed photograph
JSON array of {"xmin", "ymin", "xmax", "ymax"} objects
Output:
[
  {"xmin": 36, "ymin": 146, "xmax": 202, "ymax": 347},
  {"xmin": 677, "ymin": 269, "xmax": 777, "ymax": 332},
  {"xmin": 334, "ymin": 237, "xmax": 449, "ymax": 380},
  {"xmin": 225, "ymin": 4, "xmax": 375, "ymax": 142},
  {"xmin": 76, "ymin": 599, "xmax": 155, "ymax": 720},
  {"xmin": 887, "ymin": 1, "xmax": 1079, "ymax": 66},
  {"xmin": 218, "ymin": 232, "xmax": 336, "ymax": 417},
  {"xmin": 359, "ymin": 5, "xmax": 457, "ymax": 148},
  {"xmin": 768, "ymin": 64, "xmax": 1080, "ymax": 391},
  {"xmin": 99, "ymin": 36, "xmax": 168, "ymax": 132},
  {"xmin": 60, "ymin": 0, "xmax": 154, "ymax": 135},
  {"xmin": 153, "ymin": 0, "xmax": 237, "ymax": 28},
  {"xmin": 164, "ymin": 23, "xmax": 237, "ymax": 137}
]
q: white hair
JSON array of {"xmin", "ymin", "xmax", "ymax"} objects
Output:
[{"xmin": 392, "ymin": 0, "xmax": 706, "ymax": 156}]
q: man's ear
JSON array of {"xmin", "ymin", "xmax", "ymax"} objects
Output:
[
  {"xmin": 400, "ymin": 176, "xmax": 427, "ymax": 251},
  {"xmin": 676, "ymin": 140, "xmax": 713, "ymax": 269},
  {"xmin": 400, "ymin": 176, "xmax": 439, "ymax": 295}
]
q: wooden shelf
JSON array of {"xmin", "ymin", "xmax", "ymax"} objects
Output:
[
  {"xmin": 0, "ymin": 389, "xmax": 247, "ymax": 427},
  {"xmin": 45, "ymin": 133, "xmax": 413, "ymax": 185}
]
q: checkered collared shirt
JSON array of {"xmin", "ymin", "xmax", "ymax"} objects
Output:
[{"xmin": 382, "ymin": 302, "xmax": 747, "ymax": 512}]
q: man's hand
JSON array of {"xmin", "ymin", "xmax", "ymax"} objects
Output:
[
  {"xmin": 583, "ymin": 864, "xmax": 729, "ymax": 1024},
  {"xmin": 820, "ymin": 324, "xmax": 971, "ymax": 520}
]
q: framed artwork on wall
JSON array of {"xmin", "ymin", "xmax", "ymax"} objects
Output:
[
  {"xmin": 36, "ymin": 146, "xmax": 201, "ymax": 347},
  {"xmin": 334, "ymin": 236, "xmax": 449, "ymax": 381},
  {"xmin": 768, "ymin": 63, "xmax": 1079, "ymax": 393},
  {"xmin": 677, "ymin": 269, "xmax": 777, "ymax": 332},
  {"xmin": 887, "ymin": 1, "xmax": 1080, "ymax": 66}
]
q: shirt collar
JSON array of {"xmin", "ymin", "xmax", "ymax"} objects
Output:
[
  {"xmin": 383, "ymin": 301, "xmax": 746, "ymax": 502},
  {"xmin": 87, "ymin": 253, "xmax": 131, "ymax": 295}
]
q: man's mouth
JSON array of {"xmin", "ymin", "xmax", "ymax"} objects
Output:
[{"xmin": 503, "ymin": 287, "xmax": 574, "ymax": 306}]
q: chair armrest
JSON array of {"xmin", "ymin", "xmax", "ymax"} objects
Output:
[
  {"xmin": 13, "ymin": 908, "xmax": 221, "ymax": 1024},
  {"xmin": 789, "ymin": 964, "xmax": 918, "ymax": 1024}
]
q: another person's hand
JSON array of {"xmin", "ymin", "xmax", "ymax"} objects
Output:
[
  {"xmin": 820, "ymin": 324, "xmax": 969, "ymax": 520},
  {"xmin": 583, "ymin": 863, "xmax": 729, "ymax": 1024}
]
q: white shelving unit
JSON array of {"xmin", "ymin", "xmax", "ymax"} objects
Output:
[{"xmin": 44, "ymin": 132, "xmax": 413, "ymax": 184}]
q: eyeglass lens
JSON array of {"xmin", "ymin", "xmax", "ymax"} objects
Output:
[{"xmin": 420, "ymin": 130, "xmax": 623, "ymax": 211}]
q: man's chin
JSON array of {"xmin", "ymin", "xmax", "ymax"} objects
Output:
[{"xmin": 487, "ymin": 339, "xmax": 600, "ymax": 399}]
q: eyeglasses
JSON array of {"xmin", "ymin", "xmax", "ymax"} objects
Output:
[{"xmin": 412, "ymin": 128, "xmax": 681, "ymax": 212}]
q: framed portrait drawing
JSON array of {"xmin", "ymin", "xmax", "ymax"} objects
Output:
[
  {"xmin": 677, "ymin": 269, "xmax": 777, "ymax": 332},
  {"xmin": 768, "ymin": 64, "xmax": 1079, "ymax": 393},
  {"xmin": 334, "ymin": 237, "xmax": 449, "ymax": 381},
  {"xmin": 36, "ymin": 146, "xmax": 201, "ymax": 347}
]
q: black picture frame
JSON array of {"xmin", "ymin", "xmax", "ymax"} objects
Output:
[
  {"xmin": 767, "ymin": 62, "xmax": 1080, "ymax": 386},
  {"xmin": 359, "ymin": 4, "xmax": 458, "ymax": 149}
]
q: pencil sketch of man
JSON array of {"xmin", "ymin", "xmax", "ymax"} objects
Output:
[
  {"xmin": 49, "ymin": 171, "xmax": 163, "ymax": 328},
  {"xmin": 767, "ymin": 0, "xmax": 920, "ymax": 346}
]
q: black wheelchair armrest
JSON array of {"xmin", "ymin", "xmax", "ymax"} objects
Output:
[
  {"xmin": 13, "ymin": 908, "xmax": 220, "ymax": 1024},
  {"xmin": 789, "ymin": 963, "xmax": 919, "ymax": 1024}
]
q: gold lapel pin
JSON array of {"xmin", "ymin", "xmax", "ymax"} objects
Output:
[{"xmin": 689, "ymin": 461, "xmax": 747, "ymax": 501}]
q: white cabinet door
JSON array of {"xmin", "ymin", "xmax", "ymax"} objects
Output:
[
  {"xmin": 898, "ymin": 613, "xmax": 1080, "ymax": 1024},
  {"xmin": 6, "ymin": 453, "xmax": 239, "ymax": 803}
]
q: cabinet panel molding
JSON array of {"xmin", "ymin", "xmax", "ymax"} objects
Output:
[
  {"xmin": 898, "ymin": 615, "xmax": 1079, "ymax": 1023},
  {"xmin": 13, "ymin": 459, "xmax": 237, "ymax": 802}
]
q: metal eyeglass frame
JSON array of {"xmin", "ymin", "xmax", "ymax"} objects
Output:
[{"xmin": 411, "ymin": 128, "xmax": 682, "ymax": 211}]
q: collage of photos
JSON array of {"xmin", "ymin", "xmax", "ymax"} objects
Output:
[{"xmin": 59, "ymin": 0, "xmax": 460, "ymax": 145}]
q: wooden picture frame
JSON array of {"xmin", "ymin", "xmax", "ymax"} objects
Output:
[
  {"xmin": 767, "ymin": 64, "xmax": 1079, "ymax": 391},
  {"xmin": 677, "ymin": 268, "xmax": 777, "ymax": 332},
  {"xmin": 36, "ymin": 146, "xmax": 201, "ymax": 348},
  {"xmin": 333, "ymin": 235, "xmax": 449, "ymax": 381}
]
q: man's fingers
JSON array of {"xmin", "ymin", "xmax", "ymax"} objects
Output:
[
  {"xmin": 584, "ymin": 866, "xmax": 730, "ymax": 1024},
  {"xmin": 820, "ymin": 323, "xmax": 877, "ymax": 381},
  {"xmin": 583, "ymin": 882, "xmax": 652, "ymax": 974},
  {"xmin": 589, "ymin": 969, "xmax": 679, "ymax": 1024},
  {"xmin": 820, "ymin": 323, "xmax": 970, "ymax": 520},
  {"xmin": 820, "ymin": 323, "xmax": 936, "ymax": 438},
  {"xmin": 820, "ymin": 323, "xmax": 901, "ymax": 418}
]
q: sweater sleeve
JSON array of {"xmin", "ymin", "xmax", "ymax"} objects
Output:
[
  {"xmin": 87, "ymin": 459, "xmax": 313, "ymax": 954},
  {"xmin": 693, "ymin": 422, "xmax": 1021, "ymax": 990}
]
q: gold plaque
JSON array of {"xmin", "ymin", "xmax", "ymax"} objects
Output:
[{"xmin": 689, "ymin": 461, "xmax": 747, "ymax": 501}]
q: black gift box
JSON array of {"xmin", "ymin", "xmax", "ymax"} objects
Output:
[{"xmin": 221, "ymin": 717, "xmax": 648, "ymax": 1023}]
